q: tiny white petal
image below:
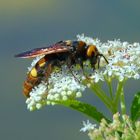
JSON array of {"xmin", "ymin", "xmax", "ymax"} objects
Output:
[
  {"xmin": 76, "ymin": 92, "xmax": 82, "ymax": 98},
  {"xmin": 67, "ymin": 90, "xmax": 73, "ymax": 95},
  {"xmin": 62, "ymin": 95, "xmax": 68, "ymax": 101},
  {"xmin": 29, "ymin": 106, "xmax": 35, "ymax": 111},
  {"xmin": 61, "ymin": 91, "xmax": 67, "ymax": 96},
  {"xmin": 36, "ymin": 103, "xmax": 42, "ymax": 109},
  {"xmin": 51, "ymin": 102, "xmax": 56, "ymax": 106},
  {"xmin": 80, "ymin": 120, "xmax": 96, "ymax": 132},
  {"xmin": 46, "ymin": 101, "xmax": 51, "ymax": 105},
  {"xmin": 87, "ymin": 83, "xmax": 91, "ymax": 88}
]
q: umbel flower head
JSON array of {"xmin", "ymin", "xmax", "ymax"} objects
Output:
[
  {"xmin": 26, "ymin": 34, "xmax": 140, "ymax": 111},
  {"xmin": 26, "ymin": 66, "xmax": 86, "ymax": 111},
  {"xmin": 80, "ymin": 113, "xmax": 140, "ymax": 140},
  {"xmin": 77, "ymin": 34, "xmax": 140, "ymax": 81}
]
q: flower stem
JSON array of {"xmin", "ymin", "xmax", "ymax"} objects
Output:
[
  {"xmin": 87, "ymin": 80, "xmax": 115, "ymax": 113},
  {"xmin": 120, "ymin": 87, "xmax": 126, "ymax": 115},
  {"xmin": 114, "ymin": 80, "xmax": 126, "ymax": 114},
  {"xmin": 104, "ymin": 76, "xmax": 113, "ymax": 99}
]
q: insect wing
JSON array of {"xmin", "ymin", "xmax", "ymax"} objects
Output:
[{"xmin": 15, "ymin": 43, "xmax": 70, "ymax": 58}]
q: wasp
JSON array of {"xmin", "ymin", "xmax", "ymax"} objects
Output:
[{"xmin": 15, "ymin": 40, "xmax": 108, "ymax": 97}]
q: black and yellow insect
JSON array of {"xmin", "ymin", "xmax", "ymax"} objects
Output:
[{"xmin": 15, "ymin": 40, "xmax": 108, "ymax": 97}]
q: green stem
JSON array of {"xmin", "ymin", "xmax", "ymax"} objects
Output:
[
  {"xmin": 114, "ymin": 80, "xmax": 126, "ymax": 115},
  {"xmin": 108, "ymin": 81, "xmax": 113, "ymax": 99},
  {"xmin": 104, "ymin": 76, "xmax": 113, "ymax": 99},
  {"xmin": 114, "ymin": 81, "xmax": 124, "ymax": 111},
  {"xmin": 120, "ymin": 87, "xmax": 126, "ymax": 115},
  {"xmin": 85, "ymin": 79, "xmax": 115, "ymax": 113}
]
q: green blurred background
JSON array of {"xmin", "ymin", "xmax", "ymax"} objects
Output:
[{"xmin": 1, "ymin": 0, "xmax": 140, "ymax": 139}]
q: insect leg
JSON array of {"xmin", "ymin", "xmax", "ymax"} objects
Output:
[
  {"xmin": 77, "ymin": 58, "xmax": 91, "ymax": 80},
  {"xmin": 78, "ymin": 59, "xmax": 88, "ymax": 77},
  {"xmin": 97, "ymin": 56, "xmax": 100, "ymax": 69},
  {"xmin": 66, "ymin": 62, "xmax": 81, "ymax": 83},
  {"xmin": 44, "ymin": 60, "xmax": 62, "ymax": 88},
  {"xmin": 44, "ymin": 61, "xmax": 54, "ymax": 89}
]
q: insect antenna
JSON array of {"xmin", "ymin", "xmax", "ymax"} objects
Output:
[
  {"xmin": 99, "ymin": 54, "xmax": 109, "ymax": 64},
  {"xmin": 97, "ymin": 54, "xmax": 109, "ymax": 68}
]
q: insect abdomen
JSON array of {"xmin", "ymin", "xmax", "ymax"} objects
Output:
[
  {"xmin": 23, "ymin": 57, "xmax": 47, "ymax": 97},
  {"xmin": 23, "ymin": 68, "xmax": 39, "ymax": 97}
]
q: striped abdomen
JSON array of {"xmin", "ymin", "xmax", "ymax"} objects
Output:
[{"xmin": 23, "ymin": 57, "xmax": 48, "ymax": 97}]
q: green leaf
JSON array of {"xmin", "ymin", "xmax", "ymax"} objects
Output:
[
  {"xmin": 55, "ymin": 100, "xmax": 111, "ymax": 123},
  {"xmin": 131, "ymin": 92, "xmax": 140, "ymax": 121}
]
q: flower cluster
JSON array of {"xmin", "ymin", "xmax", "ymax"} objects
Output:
[
  {"xmin": 80, "ymin": 113, "xmax": 140, "ymax": 140},
  {"xmin": 26, "ymin": 66, "xmax": 86, "ymax": 111},
  {"xmin": 77, "ymin": 34, "xmax": 140, "ymax": 81},
  {"xmin": 25, "ymin": 35, "xmax": 140, "ymax": 111}
]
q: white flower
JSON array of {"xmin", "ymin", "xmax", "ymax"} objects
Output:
[
  {"xmin": 25, "ymin": 81, "xmax": 48, "ymax": 110},
  {"xmin": 90, "ymin": 71, "xmax": 104, "ymax": 83},
  {"xmin": 80, "ymin": 120, "xmax": 96, "ymax": 132},
  {"xmin": 26, "ymin": 66, "xmax": 86, "ymax": 110}
]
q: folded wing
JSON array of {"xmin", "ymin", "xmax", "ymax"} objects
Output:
[{"xmin": 15, "ymin": 42, "xmax": 70, "ymax": 58}]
